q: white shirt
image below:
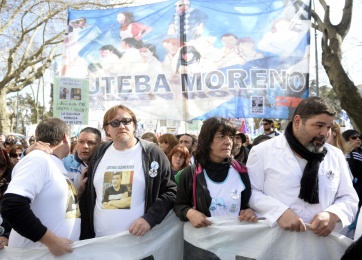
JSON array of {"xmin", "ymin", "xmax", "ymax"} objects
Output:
[
  {"xmin": 6, "ymin": 151, "xmax": 81, "ymax": 248},
  {"xmin": 205, "ymin": 167, "xmax": 245, "ymax": 217},
  {"xmin": 246, "ymin": 134, "xmax": 358, "ymax": 229},
  {"xmin": 93, "ymin": 143, "xmax": 145, "ymax": 237}
]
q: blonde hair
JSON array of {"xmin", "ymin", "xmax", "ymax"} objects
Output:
[{"xmin": 329, "ymin": 122, "xmax": 347, "ymax": 154}]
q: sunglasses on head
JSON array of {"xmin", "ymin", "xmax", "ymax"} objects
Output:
[
  {"xmin": 106, "ymin": 118, "xmax": 133, "ymax": 128},
  {"xmin": 350, "ymin": 136, "xmax": 361, "ymax": 140},
  {"xmin": 10, "ymin": 153, "xmax": 22, "ymax": 158}
]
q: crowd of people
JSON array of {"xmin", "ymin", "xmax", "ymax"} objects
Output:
[{"xmin": 0, "ymin": 97, "xmax": 361, "ymax": 258}]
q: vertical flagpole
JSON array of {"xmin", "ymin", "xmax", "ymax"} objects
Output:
[{"xmin": 314, "ymin": 27, "xmax": 319, "ymax": 97}]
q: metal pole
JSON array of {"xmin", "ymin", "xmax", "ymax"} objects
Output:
[{"xmin": 314, "ymin": 28, "xmax": 319, "ymax": 97}]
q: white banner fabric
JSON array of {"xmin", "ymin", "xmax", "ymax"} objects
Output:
[
  {"xmin": 0, "ymin": 212, "xmax": 183, "ymax": 260},
  {"xmin": 184, "ymin": 217, "xmax": 353, "ymax": 260},
  {"xmin": 0, "ymin": 215, "xmax": 353, "ymax": 259}
]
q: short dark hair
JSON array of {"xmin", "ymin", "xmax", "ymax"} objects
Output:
[
  {"xmin": 235, "ymin": 132, "xmax": 247, "ymax": 143},
  {"xmin": 180, "ymin": 133, "xmax": 196, "ymax": 145},
  {"xmin": 4, "ymin": 137, "xmax": 16, "ymax": 146},
  {"xmin": 342, "ymin": 129, "xmax": 360, "ymax": 141},
  {"xmin": 35, "ymin": 118, "xmax": 69, "ymax": 146},
  {"xmin": 262, "ymin": 118, "xmax": 273, "ymax": 124},
  {"xmin": 122, "ymin": 38, "xmax": 142, "ymax": 49},
  {"xmin": 80, "ymin": 127, "xmax": 102, "ymax": 143},
  {"xmin": 253, "ymin": 135, "xmax": 271, "ymax": 146},
  {"xmin": 113, "ymin": 172, "xmax": 122, "ymax": 178},
  {"xmin": 196, "ymin": 117, "xmax": 236, "ymax": 167},
  {"xmin": 292, "ymin": 97, "xmax": 336, "ymax": 121}
]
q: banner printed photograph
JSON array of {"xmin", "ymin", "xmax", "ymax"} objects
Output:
[{"xmin": 62, "ymin": 0, "xmax": 311, "ymax": 121}]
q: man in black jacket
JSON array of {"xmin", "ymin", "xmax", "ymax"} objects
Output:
[{"xmin": 79, "ymin": 104, "xmax": 176, "ymax": 239}]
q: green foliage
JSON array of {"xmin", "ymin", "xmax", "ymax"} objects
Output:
[
  {"xmin": 6, "ymin": 93, "xmax": 48, "ymax": 134},
  {"xmin": 309, "ymin": 79, "xmax": 342, "ymax": 113}
]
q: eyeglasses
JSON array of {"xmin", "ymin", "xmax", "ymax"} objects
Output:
[
  {"xmin": 350, "ymin": 136, "xmax": 361, "ymax": 140},
  {"xmin": 106, "ymin": 118, "xmax": 133, "ymax": 128},
  {"xmin": 10, "ymin": 153, "xmax": 22, "ymax": 158},
  {"xmin": 262, "ymin": 123, "xmax": 270, "ymax": 126},
  {"xmin": 172, "ymin": 154, "xmax": 185, "ymax": 160}
]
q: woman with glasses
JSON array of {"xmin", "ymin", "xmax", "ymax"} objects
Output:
[
  {"xmin": 0, "ymin": 148, "xmax": 12, "ymax": 249},
  {"xmin": 174, "ymin": 117, "xmax": 257, "ymax": 258},
  {"xmin": 167, "ymin": 144, "xmax": 190, "ymax": 176},
  {"xmin": 8, "ymin": 145, "xmax": 24, "ymax": 167}
]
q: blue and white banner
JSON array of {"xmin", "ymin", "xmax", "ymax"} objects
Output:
[{"xmin": 62, "ymin": 0, "xmax": 311, "ymax": 122}]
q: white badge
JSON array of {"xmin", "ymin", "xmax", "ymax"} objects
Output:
[
  {"xmin": 231, "ymin": 189, "xmax": 239, "ymax": 199},
  {"xmin": 149, "ymin": 161, "xmax": 159, "ymax": 177}
]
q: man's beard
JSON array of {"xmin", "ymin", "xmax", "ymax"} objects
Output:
[{"xmin": 306, "ymin": 136, "xmax": 326, "ymax": 153}]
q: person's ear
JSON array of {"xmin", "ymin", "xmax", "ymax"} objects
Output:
[
  {"xmin": 63, "ymin": 134, "xmax": 70, "ymax": 144},
  {"xmin": 192, "ymin": 143, "xmax": 197, "ymax": 151},
  {"xmin": 293, "ymin": 115, "xmax": 302, "ymax": 129}
]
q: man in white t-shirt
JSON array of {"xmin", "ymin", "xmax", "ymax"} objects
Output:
[
  {"xmin": 80, "ymin": 104, "xmax": 177, "ymax": 239},
  {"xmin": 1, "ymin": 118, "xmax": 80, "ymax": 256}
]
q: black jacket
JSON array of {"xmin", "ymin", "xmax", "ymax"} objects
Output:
[
  {"xmin": 79, "ymin": 138, "xmax": 177, "ymax": 239},
  {"xmin": 347, "ymin": 148, "xmax": 362, "ymax": 206},
  {"xmin": 174, "ymin": 162, "xmax": 251, "ymax": 221}
]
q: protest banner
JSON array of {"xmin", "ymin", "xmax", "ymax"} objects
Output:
[
  {"xmin": 62, "ymin": 0, "xmax": 311, "ymax": 124},
  {"xmin": 53, "ymin": 77, "xmax": 90, "ymax": 125},
  {"xmin": 0, "ymin": 212, "xmax": 183, "ymax": 260},
  {"xmin": 0, "ymin": 215, "xmax": 353, "ymax": 259},
  {"xmin": 183, "ymin": 217, "xmax": 352, "ymax": 260}
]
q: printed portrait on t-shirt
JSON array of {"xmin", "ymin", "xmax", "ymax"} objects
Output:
[
  {"xmin": 65, "ymin": 179, "xmax": 81, "ymax": 218},
  {"xmin": 102, "ymin": 171, "xmax": 134, "ymax": 209}
]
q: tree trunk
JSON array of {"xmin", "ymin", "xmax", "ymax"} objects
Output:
[
  {"xmin": 321, "ymin": 46, "xmax": 362, "ymax": 132},
  {"xmin": 312, "ymin": 0, "xmax": 362, "ymax": 132},
  {"xmin": 0, "ymin": 88, "xmax": 11, "ymax": 134}
]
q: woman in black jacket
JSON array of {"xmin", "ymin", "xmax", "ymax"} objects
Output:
[{"xmin": 174, "ymin": 117, "xmax": 257, "ymax": 227}]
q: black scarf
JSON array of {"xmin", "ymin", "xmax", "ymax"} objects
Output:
[{"xmin": 284, "ymin": 122, "xmax": 327, "ymax": 204}]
